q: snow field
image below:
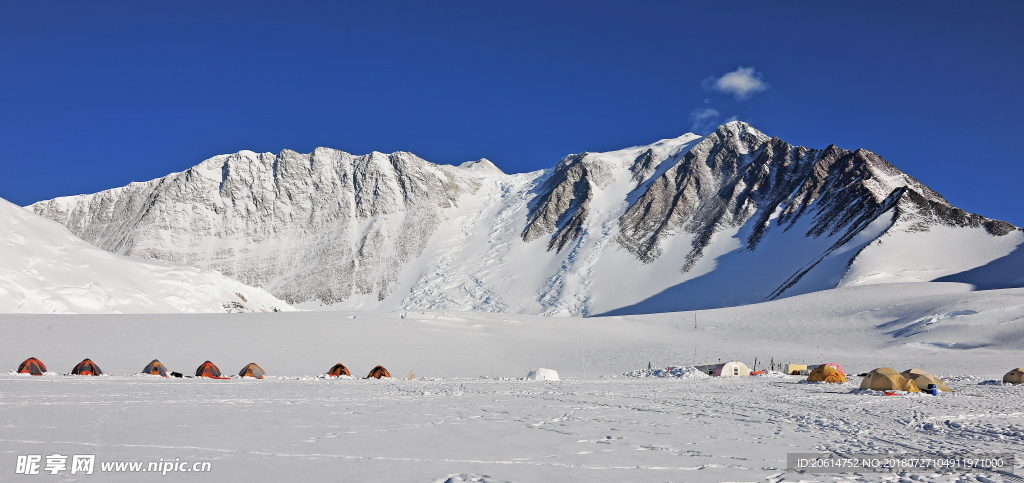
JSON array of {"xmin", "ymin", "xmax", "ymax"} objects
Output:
[
  {"xmin": 2, "ymin": 372, "xmax": 1022, "ymax": 482},
  {"xmin": 0, "ymin": 198, "xmax": 293, "ymax": 314},
  {"xmin": 2, "ymin": 282, "xmax": 1023, "ymax": 481}
]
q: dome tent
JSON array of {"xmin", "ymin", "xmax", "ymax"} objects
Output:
[
  {"xmin": 901, "ymin": 368, "xmax": 951, "ymax": 392},
  {"xmin": 238, "ymin": 363, "xmax": 265, "ymax": 379},
  {"xmin": 327, "ymin": 363, "xmax": 351, "ymax": 377},
  {"xmin": 807, "ymin": 364, "xmax": 847, "ymax": 383},
  {"xmin": 526, "ymin": 368, "xmax": 560, "ymax": 381},
  {"xmin": 17, "ymin": 357, "xmax": 47, "ymax": 376},
  {"xmin": 366, "ymin": 366, "xmax": 391, "ymax": 379},
  {"xmin": 72, "ymin": 359, "xmax": 103, "ymax": 376},
  {"xmin": 859, "ymin": 368, "xmax": 919, "ymax": 392},
  {"xmin": 824, "ymin": 363, "xmax": 845, "ymax": 376},
  {"xmin": 195, "ymin": 361, "xmax": 229, "ymax": 379},
  {"xmin": 713, "ymin": 361, "xmax": 750, "ymax": 377},
  {"xmin": 142, "ymin": 360, "xmax": 168, "ymax": 377},
  {"xmin": 1004, "ymin": 368, "xmax": 1024, "ymax": 384}
]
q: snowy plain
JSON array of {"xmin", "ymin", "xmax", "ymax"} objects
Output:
[{"xmin": 3, "ymin": 282, "xmax": 1023, "ymax": 482}]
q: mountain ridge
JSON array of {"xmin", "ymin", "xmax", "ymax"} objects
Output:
[{"xmin": 29, "ymin": 122, "xmax": 1023, "ymax": 315}]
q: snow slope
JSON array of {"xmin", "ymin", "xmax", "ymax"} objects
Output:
[
  {"xmin": 0, "ymin": 197, "xmax": 294, "ymax": 314},
  {"xmin": 29, "ymin": 122, "xmax": 1023, "ymax": 316},
  {"xmin": 2, "ymin": 283, "xmax": 1024, "ymax": 481}
]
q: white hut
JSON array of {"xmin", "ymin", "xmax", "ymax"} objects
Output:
[
  {"xmin": 526, "ymin": 368, "xmax": 560, "ymax": 381},
  {"xmin": 712, "ymin": 361, "xmax": 750, "ymax": 377}
]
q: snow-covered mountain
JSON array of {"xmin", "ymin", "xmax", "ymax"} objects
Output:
[
  {"xmin": 0, "ymin": 197, "xmax": 294, "ymax": 314},
  {"xmin": 29, "ymin": 122, "xmax": 1024, "ymax": 315}
]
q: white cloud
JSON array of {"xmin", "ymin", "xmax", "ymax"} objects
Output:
[
  {"xmin": 703, "ymin": 66, "xmax": 769, "ymax": 100},
  {"xmin": 690, "ymin": 107, "xmax": 720, "ymax": 133}
]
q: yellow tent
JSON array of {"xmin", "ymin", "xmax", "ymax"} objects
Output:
[
  {"xmin": 807, "ymin": 365, "xmax": 847, "ymax": 383},
  {"xmin": 859, "ymin": 367, "xmax": 920, "ymax": 392},
  {"xmin": 901, "ymin": 368, "xmax": 950, "ymax": 392},
  {"xmin": 1003, "ymin": 368, "xmax": 1024, "ymax": 384}
]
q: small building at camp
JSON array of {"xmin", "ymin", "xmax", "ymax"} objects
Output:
[
  {"xmin": 239, "ymin": 363, "xmax": 265, "ymax": 379},
  {"xmin": 72, "ymin": 359, "xmax": 103, "ymax": 376},
  {"xmin": 713, "ymin": 361, "xmax": 750, "ymax": 377},
  {"xmin": 17, "ymin": 357, "xmax": 47, "ymax": 376},
  {"xmin": 784, "ymin": 364, "xmax": 808, "ymax": 375},
  {"xmin": 327, "ymin": 363, "xmax": 351, "ymax": 377},
  {"xmin": 526, "ymin": 368, "xmax": 560, "ymax": 381},
  {"xmin": 142, "ymin": 360, "xmax": 168, "ymax": 377},
  {"xmin": 694, "ymin": 364, "xmax": 718, "ymax": 375},
  {"xmin": 1004, "ymin": 368, "xmax": 1024, "ymax": 384}
]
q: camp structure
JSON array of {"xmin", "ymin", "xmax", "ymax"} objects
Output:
[
  {"xmin": 694, "ymin": 364, "xmax": 718, "ymax": 375},
  {"xmin": 366, "ymin": 365, "xmax": 391, "ymax": 379},
  {"xmin": 901, "ymin": 368, "xmax": 951, "ymax": 392},
  {"xmin": 526, "ymin": 368, "xmax": 560, "ymax": 381},
  {"xmin": 195, "ymin": 361, "xmax": 229, "ymax": 379},
  {"xmin": 327, "ymin": 363, "xmax": 351, "ymax": 377},
  {"xmin": 713, "ymin": 361, "xmax": 750, "ymax": 377},
  {"xmin": 71, "ymin": 359, "xmax": 103, "ymax": 376},
  {"xmin": 807, "ymin": 364, "xmax": 847, "ymax": 383},
  {"xmin": 783, "ymin": 364, "xmax": 808, "ymax": 375},
  {"xmin": 824, "ymin": 363, "xmax": 846, "ymax": 376},
  {"xmin": 141, "ymin": 359, "xmax": 168, "ymax": 377},
  {"xmin": 1004, "ymin": 368, "xmax": 1024, "ymax": 384},
  {"xmin": 238, "ymin": 363, "xmax": 266, "ymax": 379},
  {"xmin": 859, "ymin": 367, "xmax": 919, "ymax": 392},
  {"xmin": 17, "ymin": 357, "xmax": 47, "ymax": 376}
]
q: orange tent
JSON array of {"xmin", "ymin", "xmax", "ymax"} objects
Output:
[
  {"xmin": 807, "ymin": 364, "xmax": 847, "ymax": 383},
  {"xmin": 327, "ymin": 363, "xmax": 351, "ymax": 377},
  {"xmin": 17, "ymin": 357, "xmax": 47, "ymax": 376},
  {"xmin": 824, "ymin": 363, "xmax": 846, "ymax": 376},
  {"xmin": 142, "ymin": 360, "xmax": 168, "ymax": 377},
  {"xmin": 366, "ymin": 365, "xmax": 391, "ymax": 379},
  {"xmin": 238, "ymin": 363, "xmax": 265, "ymax": 379},
  {"xmin": 72, "ymin": 359, "xmax": 103, "ymax": 376},
  {"xmin": 195, "ymin": 361, "xmax": 229, "ymax": 379}
]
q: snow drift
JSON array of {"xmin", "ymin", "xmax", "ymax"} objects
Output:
[{"xmin": 0, "ymin": 197, "xmax": 294, "ymax": 314}]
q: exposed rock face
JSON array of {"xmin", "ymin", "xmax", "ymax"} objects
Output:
[
  {"xmin": 31, "ymin": 148, "xmax": 486, "ymax": 305},
  {"xmin": 522, "ymin": 153, "xmax": 608, "ymax": 252},
  {"xmin": 616, "ymin": 123, "xmax": 1015, "ymax": 277}
]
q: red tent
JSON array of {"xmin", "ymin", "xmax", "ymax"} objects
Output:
[
  {"xmin": 195, "ymin": 361, "xmax": 229, "ymax": 379},
  {"xmin": 327, "ymin": 363, "xmax": 351, "ymax": 377},
  {"xmin": 142, "ymin": 360, "xmax": 169, "ymax": 377},
  {"xmin": 366, "ymin": 365, "xmax": 391, "ymax": 379},
  {"xmin": 72, "ymin": 359, "xmax": 103, "ymax": 376},
  {"xmin": 17, "ymin": 357, "xmax": 47, "ymax": 376}
]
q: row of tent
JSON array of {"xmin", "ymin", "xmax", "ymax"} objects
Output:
[
  {"xmin": 17, "ymin": 358, "xmax": 393, "ymax": 380},
  {"xmin": 16, "ymin": 357, "xmax": 1024, "ymax": 386},
  {"xmin": 696, "ymin": 360, "xmax": 1024, "ymax": 391},
  {"xmin": 806, "ymin": 364, "xmax": 955, "ymax": 392}
]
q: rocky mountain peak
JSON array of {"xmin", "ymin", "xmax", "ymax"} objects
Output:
[{"xmin": 27, "ymin": 122, "xmax": 1021, "ymax": 314}]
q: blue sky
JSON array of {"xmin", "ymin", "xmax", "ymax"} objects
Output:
[{"xmin": 2, "ymin": 1, "xmax": 1022, "ymax": 224}]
